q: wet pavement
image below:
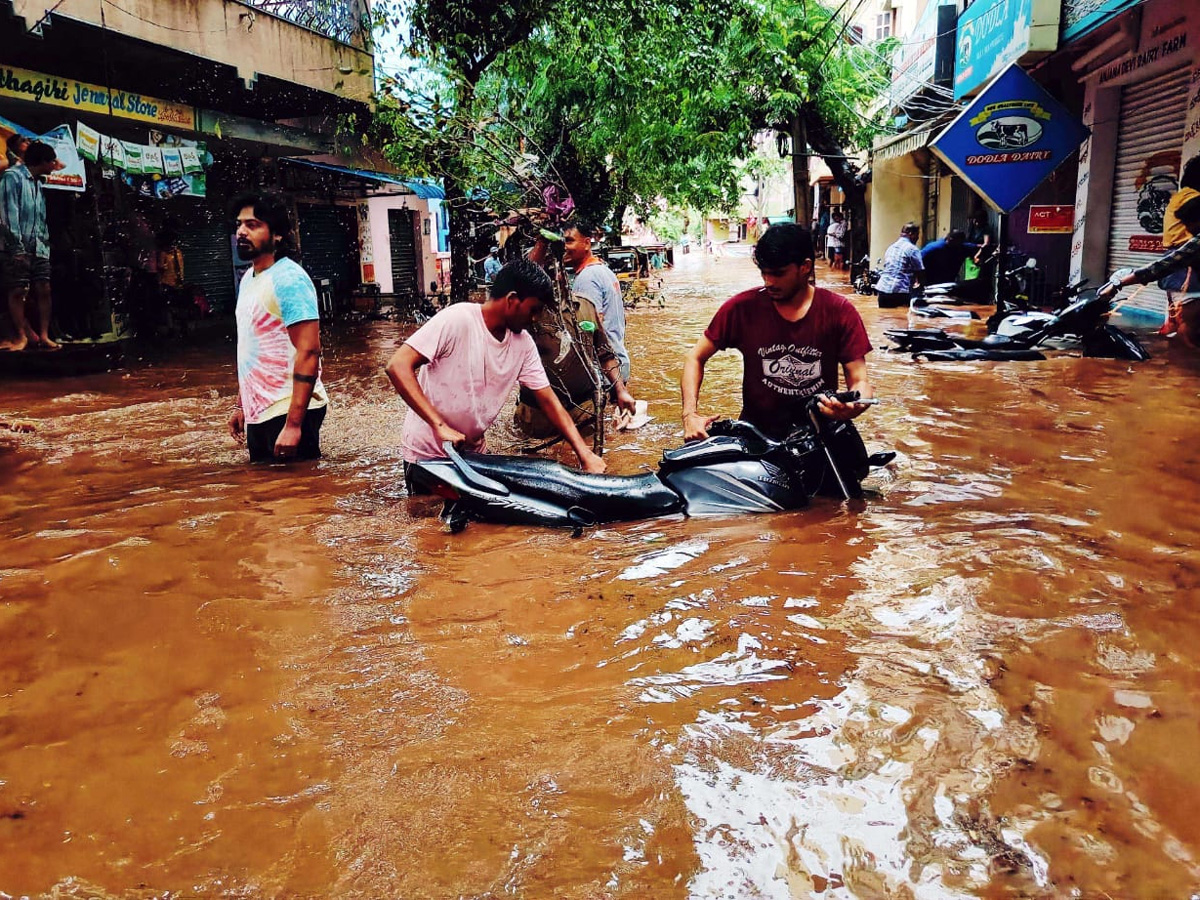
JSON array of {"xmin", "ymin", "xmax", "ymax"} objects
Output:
[{"xmin": 3, "ymin": 250, "xmax": 1200, "ymax": 898}]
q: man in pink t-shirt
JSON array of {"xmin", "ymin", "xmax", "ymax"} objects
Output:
[
  {"xmin": 682, "ymin": 223, "xmax": 874, "ymax": 441},
  {"xmin": 387, "ymin": 259, "xmax": 606, "ymax": 488}
]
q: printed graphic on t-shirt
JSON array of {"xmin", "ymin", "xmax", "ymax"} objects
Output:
[{"xmin": 759, "ymin": 342, "xmax": 823, "ymax": 397}]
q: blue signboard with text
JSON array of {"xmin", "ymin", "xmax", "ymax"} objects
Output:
[
  {"xmin": 931, "ymin": 63, "xmax": 1089, "ymax": 213},
  {"xmin": 954, "ymin": 0, "xmax": 1033, "ymax": 100}
]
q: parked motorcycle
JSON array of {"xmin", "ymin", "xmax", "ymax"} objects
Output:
[
  {"xmin": 851, "ymin": 256, "xmax": 880, "ymax": 295},
  {"xmin": 407, "ymin": 392, "xmax": 895, "ymax": 534},
  {"xmin": 918, "ymin": 255, "xmax": 1037, "ymax": 310},
  {"xmin": 885, "ymin": 280, "xmax": 1149, "ymax": 361}
]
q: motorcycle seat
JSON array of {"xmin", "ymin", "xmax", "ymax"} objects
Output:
[
  {"xmin": 915, "ymin": 348, "xmax": 1046, "ymax": 361},
  {"xmin": 457, "ymin": 451, "xmax": 683, "ymax": 522}
]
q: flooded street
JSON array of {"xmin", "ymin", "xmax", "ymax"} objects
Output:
[{"xmin": 3, "ymin": 251, "xmax": 1200, "ymax": 899}]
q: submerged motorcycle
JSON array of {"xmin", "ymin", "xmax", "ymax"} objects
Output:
[
  {"xmin": 885, "ymin": 279, "xmax": 1150, "ymax": 361},
  {"xmin": 407, "ymin": 392, "xmax": 895, "ymax": 534}
]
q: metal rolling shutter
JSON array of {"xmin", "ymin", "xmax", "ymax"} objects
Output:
[
  {"xmin": 297, "ymin": 204, "xmax": 358, "ymax": 287},
  {"xmin": 1106, "ymin": 67, "xmax": 1190, "ymax": 318},
  {"xmin": 179, "ymin": 214, "xmax": 235, "ymax": 314},
  {"xmin": 388, "ymin": 208, "xmax": 419, "ymax": 298}
]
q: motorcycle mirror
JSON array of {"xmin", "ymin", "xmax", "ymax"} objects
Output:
[{"xmin": 1026, "ymin": 258, "xmax": 1038, "ymax": 268}]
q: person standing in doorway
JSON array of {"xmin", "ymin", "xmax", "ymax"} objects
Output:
[
  {"xmin": 825, "ymin": 211, "xmax": 848, "ymax": 269},
  {"xmin": 875, "ymin": 222, "xmax": 924, "ymax": 309},
  {"xmin": 226, "ymin": 191, "xmax": 329, "ymax": 462},
  {"xmin": 0, "ymin": 140, "xmax": 58, "ymax": 351}
]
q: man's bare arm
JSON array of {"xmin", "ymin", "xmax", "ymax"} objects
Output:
[
  {"xmin": 681, "ymin": 335, "xmax": 720, "ymax": 440},
  {"xmin": 273, "ymin": 320, "xmax": 321, "ymax": 458},
  {"xmin": 385, "ymin": 344, "xmax": 467, "ymax": 445},
  {"xmin": 817, "ymin": 358, "xmax": 873, "ymax": 420},
  {"xmin": 530, "ymin": 386, "xmax": 606, "ymax": 473}
]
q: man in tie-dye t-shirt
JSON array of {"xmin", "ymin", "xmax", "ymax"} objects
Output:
[{"xmin": 227, "ymin": 191, "xmax": 328, "ymax": 462}]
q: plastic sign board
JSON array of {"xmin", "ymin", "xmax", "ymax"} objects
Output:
[
  {"xmin": 1027, "ymin": 204, "xmax": 1074, "ymax": 233},
  {"xmin": 931, "ymin": 63, "xmax": 1089, "ymax": 213},
  {"xmin": 954, "ymin": 0, "xmax": 1033, "ymax": 100}
]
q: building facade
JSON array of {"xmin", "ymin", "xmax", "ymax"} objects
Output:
[
  {"xmin": 0, "ymin": 0, "xmax": 438, "ymax": 337},
  {"xmin": 866, "ymin": 0, "xmax": 1199, "ymax": 322}
]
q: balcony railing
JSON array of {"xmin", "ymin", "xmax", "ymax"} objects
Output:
[{"xmin": 237, "ymin": 0, "xmax": 372, "ymax": 51}]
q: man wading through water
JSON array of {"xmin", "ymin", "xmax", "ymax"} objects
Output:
[
  {"xmin": 526, "ymin": 222, "xmax": 637, "ymax": 428},
  {"xmin": 226, "ymin": 191, "xmax": 328, "ymax": 462},
  {"xmin": 682, "ymin": 223, "xmax": 873, "ymax": 440},
  {"xmin": 388, "ymin": 259, "xmax": 605, "ymax": 493}
]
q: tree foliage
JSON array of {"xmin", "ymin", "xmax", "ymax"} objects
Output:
[{"xmin": 369, "ymin": 0, "xmax": 895, "ymax": 262}]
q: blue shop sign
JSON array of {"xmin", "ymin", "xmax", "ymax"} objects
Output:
[
  {"xmin": 931, "ymin": 63, "xmax": 1089, "ymax": 213},
  {"xmin": 954, "ymin": 0, "xmax": 1033, "ymax": 100}
]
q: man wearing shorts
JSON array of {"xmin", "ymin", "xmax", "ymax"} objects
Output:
[{"xmin": 0, "ymin": 141, "xmax": 58, "ymax": 350}]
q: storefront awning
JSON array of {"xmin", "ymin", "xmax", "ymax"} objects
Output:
[
  {"xmin": 871, "ymin": 109, "xmax": 965, "ymax": 162},
  {"xmin": 282, "ymin": 158, "xmax": 446, "ymax": 199},
  {"xmin": 871, "ymin": 125, "xmax": 943, "ymax": 162}
]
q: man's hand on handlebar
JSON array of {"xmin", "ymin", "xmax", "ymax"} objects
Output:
[
  {"xmin": 816, "ymin": 390, "xmax": 871, "ymax": 421},
  {"xmin": 683, "ymin": 411, "xmax": 719, "ymax": 441},
  {"xmin": 577, "ymin": 447, "xmax": 607, "ymax": 474},
  {"xmin": 434, "ymin": 422, "xmax": 468, "ymax": 447}
]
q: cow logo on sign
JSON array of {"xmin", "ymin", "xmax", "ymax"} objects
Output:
[{"xmin": 976, "ymin": 115, "xmax": 1043, "ymax": 150}]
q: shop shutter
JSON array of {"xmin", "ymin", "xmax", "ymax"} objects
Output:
[
  {"xmin": 1106, "ymin": 67, "xmax": 1190, "ymax": 318},
  {"xmin": 179, "ymin": 215, "xmax": 235, "ymax": 314},
  {"xmin": 297, "ymin": 203, "xmax": 359, "ymax": 288},
  {"xmin": 388, "ymin": 208, "xmax": 420, "ymax": 298}
]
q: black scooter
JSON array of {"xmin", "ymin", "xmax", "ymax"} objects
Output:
[
  {"xmin": 407, "ymin": 392, "xmax": 895, "ymax": 534},
  {"xmin": 884, "ymin": 281, "xmax": 1149, "ymax": 361}
]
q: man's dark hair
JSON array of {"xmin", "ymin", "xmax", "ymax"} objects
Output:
[
  {"xmin": 1181, "ymin": 155, "xmax": 1200, "ymax": 192},
  {"xmin": 230, "ymin": 190, "xmax": 295, "ymax": 257},
  {"xmin": 23, "ymin": 141, "xmax": 56, "ymax": 167},
  {"xmin": 490, "ymin": 257, "xmax": 553, "ymax": 305},
  {"xmin": 947, "ymin": 229, "xmax": 966, "ymax": 242},
  {"xmin": 1176, "ymin": 194, "xmax": 1200, "ymax": 229},
  {"xmin": 752, "ymin": 223, "xmax": 814, "ymax": 270},
  {"xmin": 902, "ymin": 222, "xmax": 920, "ymax": 236},
  {"xmin": 564, "ymin": 219, "xmax": 599, "ymax": 240}
]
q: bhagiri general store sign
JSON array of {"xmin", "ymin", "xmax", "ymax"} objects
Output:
[{"xmin": 0, "ymin": 65, "xmax": 195, "ymax": 130}]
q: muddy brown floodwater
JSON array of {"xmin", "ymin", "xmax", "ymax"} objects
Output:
[{"xmin": 2, "ymin": 249, "xmax": 1200, "ymax": 899}]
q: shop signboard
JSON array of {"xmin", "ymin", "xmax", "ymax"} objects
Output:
[
  {"xmin": 889, "ymin": 3, "xmax": 957, "ymax": 112},
  {"xmin": 931, "ymin": 63, "xmax": 1089, "ymax": 213},
  {"xmin": 0, "ymin": 65, "xmax": 195, "ymax": 130},
  {"xmin": 954, "ymin": 0, "xmax": 1033, "ymax": 100},
  {"xmin": 1028, "ymin": 205, "xmax": 1075, "ymax": 233}
]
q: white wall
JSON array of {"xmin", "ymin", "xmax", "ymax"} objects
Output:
[{"xmin": 367, "ymin": 194, "xmax": 437, "ymax": 294}]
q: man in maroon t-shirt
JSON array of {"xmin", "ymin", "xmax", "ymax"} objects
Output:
[{"xmin": 681, "ymin": 223, "xmax": 873, "ymax": 440}]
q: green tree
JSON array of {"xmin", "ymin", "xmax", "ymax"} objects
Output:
[
  {"xmin": 371, "ymin": 0, "xmax": 893, "ymax": 277},
  {"xmin": 479, "ymin": 0, "xmax": 755, "ymax": 239},
  {"xmin": 713, "ymin": 0, "xmax": 896, "ymax": 258},
  {"xmin": 371, "ymin": 0, "xmax": 563, "ymax": 301}
]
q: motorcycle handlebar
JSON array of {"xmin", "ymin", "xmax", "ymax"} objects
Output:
[{"xmin": 828, "ymin": 390, "xmax": 862, "ymax": 404}]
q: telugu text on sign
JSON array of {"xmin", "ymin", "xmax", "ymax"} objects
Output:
[{"xmin": 0, "ymin": 66, "xmax": 195, "ymax": 130}]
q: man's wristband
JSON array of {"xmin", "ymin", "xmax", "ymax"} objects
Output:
[{"xmin": 293, "ymin": 372, "xmax": 317, "ymax": 384}]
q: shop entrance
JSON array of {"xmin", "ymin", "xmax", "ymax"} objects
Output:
[{"xmin": 388, "ymin": 208, "xmax": 420, "ymax": 300}]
